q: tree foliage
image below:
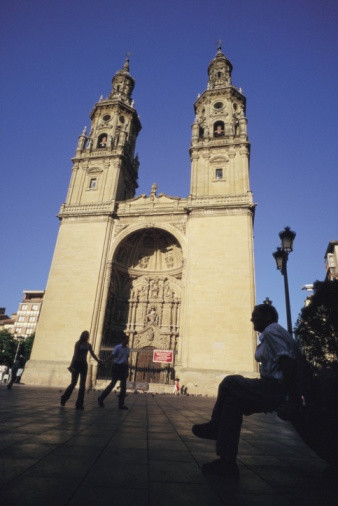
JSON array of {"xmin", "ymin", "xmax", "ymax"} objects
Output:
[
  {"xmin": 0, "ymin": 329, "xmax": 16, "ymax": 366},
  {"xmin": 294, "ymin": 280, "xmax": 338, "ymax": 373},
  {"xmin": 0, "ymin": 330, "xmax": 35, "ymax": 366}
]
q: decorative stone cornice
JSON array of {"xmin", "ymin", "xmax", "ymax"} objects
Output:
[
  {"xmin": 58, "ymin": 202, "xmax": 116, "ymax": 218},
  {"xmin": 187, "ymin": 193, "xmax": 254, "ymax": 208}
]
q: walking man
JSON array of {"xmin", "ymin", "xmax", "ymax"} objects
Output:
[
  {"xmin": 192, "ymin": 304, "xmax": 297, "ymax": 479},
  {"xmin": 98, "ymin": 334, "xmax": 130, "ymax": 410}
]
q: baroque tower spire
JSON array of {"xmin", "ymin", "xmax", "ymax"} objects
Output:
[
  {"xmin": 190, "ymin": 46, "xmax": 250, "ymax": 198},
  {"xmin": 62, "ymin": 56, "xmax": 141, "ymax": 217}
]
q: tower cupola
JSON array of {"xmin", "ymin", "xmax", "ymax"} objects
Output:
[
  {"xmin": 110, "ymin": 56, "xmax": 135, "ymax": 105},
  {"xmin": 207, "ymin": 46, "xmax": 233, "ymax": 90}
]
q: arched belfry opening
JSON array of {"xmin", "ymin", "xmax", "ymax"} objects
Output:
[{"xmin": 98, "ymin": 228, "xmax": 183, "ymax": 386}]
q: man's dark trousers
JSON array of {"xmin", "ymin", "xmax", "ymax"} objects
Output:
[
  {"xmin": 99, "ymin": 363, "xmax": 128, "ymax": 407},
  {"xmin": 211, "ymin": 375, "xmax": 285, "ymax": 462}
]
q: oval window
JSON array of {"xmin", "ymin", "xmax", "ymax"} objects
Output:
[
  {"xmin": 214, "ymin": 102, "xmax": 223, "ymax": 110},
  {"xmin": 103, "ymin": 114, "xmax": 111, "ymax": 121}
]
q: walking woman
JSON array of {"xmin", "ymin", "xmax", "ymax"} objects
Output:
[{"xmin": 61, "ymin": 330, "xmax": 100, "ymax": 410}]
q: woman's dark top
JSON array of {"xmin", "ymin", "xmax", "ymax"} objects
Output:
[{"xmin": 73, "ymin": 341, "xmax": 93, "ymax": 363}]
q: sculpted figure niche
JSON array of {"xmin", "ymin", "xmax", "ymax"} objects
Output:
[{"xmin": 146, "ymin": 305, "xmax": 159, "ymax": 326}]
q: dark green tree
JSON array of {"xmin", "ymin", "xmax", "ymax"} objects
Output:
[
  {"xmin": 0, "ymin": 329, "xmax": 16, "ymax": 366},
  {"xmin": 294, "ymin": 280, "xmax": 338, "ymax": 373}
]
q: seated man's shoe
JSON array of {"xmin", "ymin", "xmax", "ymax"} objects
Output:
[
  {"xmin": 192, "ymin": 422, "xmax": 217, "ymax": 440},
  {"xmin": 98, "ymin": 398, "xmax": 104, "ymax": 408},
  {"xmin": 119, "ymin": 405, "xmax": 128, "ymax": 410},
  {"xmin": 201, "ymin": 459, "xmax": 239, "ymax": 480}
]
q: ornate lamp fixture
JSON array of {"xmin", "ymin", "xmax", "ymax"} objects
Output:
[{"xmin": 272, "ymin": 226, "xmax": 296, "ymax": 334}]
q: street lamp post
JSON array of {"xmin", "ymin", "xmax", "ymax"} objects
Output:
[
  {"xmin": 13, "ymin": 335, "xmax": 25, "ymax": 363},
  {"xmin": 272, "ymin": 226, "xmax": 296, "ymax": 335}
]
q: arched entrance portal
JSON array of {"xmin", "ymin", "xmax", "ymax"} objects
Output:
[{"xmin": 98, "ymin": 228, "xmax": 183, "ymax": 386}]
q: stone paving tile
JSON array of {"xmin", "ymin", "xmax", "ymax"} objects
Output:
[
  {"xmin": 86, "ymin": 461, "xmax": 148, "ymax": 488},
  {"xmin": 149, "ymin": 459, "xmax": 204, "ymax": 484},
  {"xmin": 68, "ymin": 485, "xmax": 149, "ymax": 506},
  {"xmin": 1, "ymin": 385, "xmax": 337, "ymax": 506},
  {"xmin": 148, "ymin": 448, "xmax": 195, "ymax": 462},
  {"xmin": 149, "ymin": 482, "xmax": 223, "ymax": 506},
  {"xmin": 99, "ymin": 446, "xmax": 148, "ymax": 464},
  {"xmin": 0, "ymin": 476, "xmax": 83, "ymax": 505},
  {"xmin": 0, "ymin": 457, "xmax": 38, "ymax": 486}
]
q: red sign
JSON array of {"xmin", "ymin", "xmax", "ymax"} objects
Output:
[{"xmin": 153, "ymin": 350, "xmax": 173, "ymax": 363}]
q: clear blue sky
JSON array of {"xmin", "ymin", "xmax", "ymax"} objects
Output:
[{"xmin": 1, "ymin": 0, "xmax": 337, "ymax": 330}]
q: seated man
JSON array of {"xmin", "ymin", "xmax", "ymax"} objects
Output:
[{"xmin": 192, "ymin": 304, "xmax": 297, "ymax": 479}]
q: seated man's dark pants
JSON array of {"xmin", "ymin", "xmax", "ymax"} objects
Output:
[
  {"xmin": 62, "ymin": 361, "xmax": 87, "ymax": 408},
  {"xmin": 99, "ymin": 364, "xmax": 128, "ymax": 407},
  {"xmin": 211, "ymin": 375, "xmax": 285, "ymax": 463}
]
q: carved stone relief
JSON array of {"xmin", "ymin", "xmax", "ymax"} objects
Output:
[{"xmin": 101, "ymin": 228, "xmax": 182, "ymax": 375}]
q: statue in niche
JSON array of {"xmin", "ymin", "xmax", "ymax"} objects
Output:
[
  {"xmin": 139, "ymin": 284, "xmax": 147, "ymax": 301},
  {"xmin": 138, "ymin": 255, "xmax": 150, "ymax": 269},
  {"xmin": 146, "ymin": 328, "xmax": 154, "ymax": 342},
  {"xmin": 233, "ymin": 114, "xmax": 239, "ymax": 136},
  {"xmin": 165, "ymin": 253, "xmax": 174, "ymax": 268},
  {"xmin": 150, "ymin": 279, "xmax": 159, "ymax": 299},
  {"xmin": 163, "ymin": 280, "xmax": 174, "ymax": 300},
  {"xmin": 146, "ymin": 305, "xmax": 159, "ymax": 326}
]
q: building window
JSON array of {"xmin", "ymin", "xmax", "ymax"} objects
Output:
[
  {"xmin": 18, "ymin": 316, "xmax": 25, "ymax": 322},
  {"xmin": 89, "ymin": 178, "xmax": 97, "ymax": 189},
  {"xmin": 215, "ymin": 169, "xmax": 223, "ymax": 180},
  {"xmin": 21, "ymin": 304, "xmax": 28, "ymax": 310},
  {"xmin": 15, "ymin": 328, "xmax": 22, "ymax": 334},
  {"xmin": 29, "ymin": 316, "xmax": 36, "ymax": 322},
  {"xmin": 26, "ymin": 328, "xmax": 33, "ymax": 335},
  {"xmin": 32, "ymin": 304, "xmax": 39, "ymax": 310}
]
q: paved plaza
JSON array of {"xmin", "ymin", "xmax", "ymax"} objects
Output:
[{"xmin": 0, "ymin": 385, "xmax": 337, "ymax": 505}]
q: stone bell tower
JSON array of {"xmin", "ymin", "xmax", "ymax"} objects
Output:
[
  {"xmin": 176, "ymin": 47, "xmax": 256, "ymax": 389},
  {"xmin": 68, "ymin": 56, "xmax": 141, "ymax": 205},
  {"xmin": 190, "ymin": 46, "xmax": 249, "ymax": 197},
  {"xmin": 24, "ymin": 57, "xmax": 142, "ymax": 386}
]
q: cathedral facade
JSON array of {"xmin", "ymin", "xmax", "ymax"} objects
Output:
[{"xmin": 24, "ymin": 48, "xmax": 257, "ymax": 395}]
